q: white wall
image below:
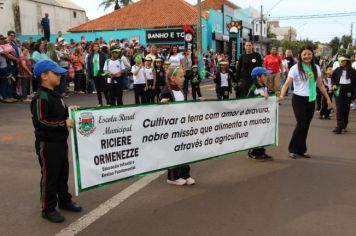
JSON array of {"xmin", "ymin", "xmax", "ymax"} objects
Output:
[
  {"xmin": 0, "ymin": 0, "xmax": 15, "ymax": 34},
  {"xmin": 16, "ymin": 0, "xmax": 87, "ymax": 35}
]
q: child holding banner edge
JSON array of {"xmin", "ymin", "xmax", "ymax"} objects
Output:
[
  {"xmin": 31, "ymin": 60, "xmax": 82, "ymax": 223},
  {"xmin": 159, "ymin": 66, "xmax": 196, "ymax": 186},
  {"xmin": 246, "ymin": 67, "xmax": 274, "ymax": 161}
]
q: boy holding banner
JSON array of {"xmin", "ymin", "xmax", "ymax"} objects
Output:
[
  {"xmin": 246, "ymin": 67, "xmax": 274, "ymax": 161},
  {"xmin": 160, "ymin": 66, "xmax": 196, "ymax": 186},
  {"xmin": 31, "ymin": 60, "xmax": 82, "ymax": 223}
]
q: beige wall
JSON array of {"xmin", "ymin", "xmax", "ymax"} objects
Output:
[
  {"xmin": 1, "ymin": 0, "xmax": 87, "ymax": 35},
  {"xmin": 0, "ymin": 0, "xmax": 15, "ymax": 35}
]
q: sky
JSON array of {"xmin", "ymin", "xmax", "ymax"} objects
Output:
[{"xmin": 75, "ymin": 0, "xmax": 356, "ymax": 43}]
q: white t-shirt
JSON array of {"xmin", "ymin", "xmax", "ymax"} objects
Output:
[
  {"xmin": 144, "ymin": 67, "xmax": 154, "ymax": 80},
  {"xmin": 288, "ymin": 64, "xmax": 321, "ymax": 97},
  {"xmin": 332, "ymin": 61, "xmax": 340, "ymax": 71},
  {"xmin": 169, "ymin": 53, "xmax": 183, "ymax": 67},
  {"xmin": 104, "ymin": 59, "xmax": 125, "ymax": 75},
  {"xmin": 173, "ymin": 90, "xmax": 184, "ymax": 101},
  {"xmin": 352, "ymin": 61, "xmax": 356, "ymax": 70},
  {"xmin": 339, "ymin": 70, "xmax": 351, "ymax": 84},
  {"xmin": 132, "ymin": 65, "xmax": 146, "ymax": 84},
  {"xmin": 220, "ymin": 73, "xmax": 229, "ymax": 87}
]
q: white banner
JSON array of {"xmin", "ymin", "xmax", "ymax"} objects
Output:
[{"xmin": 70, "ymin": 96, "xmax": 278, "ymax": 194}]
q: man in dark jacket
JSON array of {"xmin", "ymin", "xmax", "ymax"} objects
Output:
[{"xmin": 41, "ymin": 13, "xmax": 50, "ymax": 42}]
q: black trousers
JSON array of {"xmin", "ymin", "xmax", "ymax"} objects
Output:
[
  {"xmin": 167, "ymin": 165, "xmax": 191, "ymax": 180},
  {"xmin": 236, "ymin": 79, "xmax": 252, "ymax": 98},
  {"xmin": 74, "ymin": 70, "xmax": 86, "ymax": 92},
  {"xmin": 335, "ymin": 84, "xmax": 353, "ymax": 129},
  {"xmin": 145, "ymin": 80, "xmax": 155, "ymax": 104},
  {"xmin": 183, "ymin": 71, "xmax": 191, "ymax": 101},
  {"xmin": 93, "ymin": 76, "xmax": 108, "ymax": 105},
  {"xmin": 320, "ymin": 92, "xmax": 333, "ymax": 118},
  {"xmin": 216, "ymin": 86, "xmax": 230, "ymax": 100},
  {"xmin": 44, "ymin": 29, "xmax": 50, "ymax": 42},
  {"xmin": 134, "ymin": 84, "xmax": 146, "ymax": 104},
  {"xmin": 155, "ymin": 85, "xmax": 165, "ymax": 103},
  {"xmin": 35, "ymin": 140, "xmax": 72, "ymax": 212},
  {"xmin": 109, "ymin": 80, "xmax": 123, "ymax": 106},
  {"xmin": 288, "ymin": 94, "xmax": 315, "ymax": 154},
  {"xmin": 192, "ymin": 84, "xmax": 202, "ymax": 100}
]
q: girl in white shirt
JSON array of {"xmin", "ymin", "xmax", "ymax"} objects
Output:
[
  {"xmin": 280, "ymin": 45, "xmax": 332, "ymax": 159},
  {"xmin": 131, "ymin": 56, "xmax": 147, "ymax": 104},
  {"xmin": 168, "ymin": 45, "xmax": 184, "ymax": 68},
  {"xmin": 160, "ymin": 66, "xmax": 196, "ymax": 186},
  {"xmin": 143, "ymin": 57, "xmax": 156, "ymax": 103}
]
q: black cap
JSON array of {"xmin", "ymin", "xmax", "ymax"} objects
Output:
[{"xmin": 0, "ymin": 34, "xmax": 6, "ymax": 40}]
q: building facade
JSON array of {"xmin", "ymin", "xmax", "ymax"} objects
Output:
[
  {"xmin": 0, "ymin": 0, "xmax": 87, "ymax": 36},
  {"xmin": 268, "ymin": 21, "xmax": 297, "ymax": 41}
]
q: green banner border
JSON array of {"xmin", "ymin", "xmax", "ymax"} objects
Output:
[{"xmin": 70, "ymin": 96, "xmax": 278, "ymax": 193}]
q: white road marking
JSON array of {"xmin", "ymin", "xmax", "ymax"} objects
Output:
[{"xmin": 56, "ymin": 172, "xmax": 163, "ymax": 236}]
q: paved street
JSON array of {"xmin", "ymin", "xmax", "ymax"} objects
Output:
[{"xmin": 1, "ymin": 81, "xmax": 356, "ymax": 236}]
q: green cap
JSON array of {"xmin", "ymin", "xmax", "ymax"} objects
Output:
[
  {"xmin": 155, "ymin": 58, "xmax": 163, "ymax": 62},
  {"xmin": 192, "ymin": 65, "xmax": 198, "ymax": 69},
  {"xmin": 164, "ymin": 60, "xmax": 171, "ymax": 65},
  {"xmin": 135, "ymin": 55, "xmax": 143, "ymax": 62},
  {"xmin": 338, "ymin": 56, "xmax": 351, "ymax": 62},
  {"xmin": 219, "ymin": 61, "xmax": 228, "ymax": 65},
  {"xmin": 144, "ymin": 56, "xmax": 153, "ymax": 61},
  {"xmin": 111, "ymin": 49, "xmax": 121, "ymax": 53}
]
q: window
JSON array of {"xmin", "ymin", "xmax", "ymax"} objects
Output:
[
  {"xmin": 73, "ymin": 11, "xmax": 77, "ymax": 18},
  {"xmin": 255, "ymin": 24, "xmax": 259, "ymax": 33}
]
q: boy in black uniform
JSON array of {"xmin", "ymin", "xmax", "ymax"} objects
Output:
[
  {"xmin": 213, "ymin": 61, "xmax": 232, "ymax": 100},
  {"xmin": 189, "ymin": 65, "xmax": 204, "ymax": 100},
  {"xmin": 31, "ymin": 60, "xmax": 82, "ymax": 223},
  {"xmin": 247, "ymin": 67, "xmax": 274, "ymax": 161}
]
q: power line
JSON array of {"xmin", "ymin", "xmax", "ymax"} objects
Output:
[{"xmin": 269, "ymin": 12, "xmax": 356, "ymax": 20}]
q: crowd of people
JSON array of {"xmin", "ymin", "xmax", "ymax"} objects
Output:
[{"xmin": 1, "ymin": 30, "xmax": 356, "ymax": 136}]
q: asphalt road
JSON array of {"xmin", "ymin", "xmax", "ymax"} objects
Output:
[{"xmin": 0, "ymin": 81, "xmax": 356, "ymax": 236}]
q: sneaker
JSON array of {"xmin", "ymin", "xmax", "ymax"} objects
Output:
[
  {"xmin": 166, "ymin": 178, "xmax": 187, "ymax": 186},
  {"xmin": 59, "ymin": 201, "xmax": 82, "ymax": 212},
  {"xmin": 298, "ymin": 153, "xmax": 311, "ymax": 158},
  {"xmin": 186, "ymin": 177, "xmax": 196, "ymax": 185},
  {"xmin": 289, "ymin": 153, "xmax": 298, "ymax": 159},
  {"xmin": 9, "ymin": 98, "xmax": 18, "ymax": 102},
  {"xmin": 92, "ymin": 91, "xmax": 97, "ymax": 94},
  {"xmin": 42, "ymin": 210, "xmax": 65, "ymax": 223},
  {"xmin": 3, "ymin": 98, "xmax": 13, "ymax": 103},
  {"xmin": 23, "ymin": 98, "xmax": 32, "ymax": 102},
  {"xmin": 333, "ymin": 127, "xmax": 342, "ymax": 134}
]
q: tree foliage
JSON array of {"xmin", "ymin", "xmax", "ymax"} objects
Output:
[{"xmin": 98, "ymin": 0, "xmax": 132, "ymax": 11}]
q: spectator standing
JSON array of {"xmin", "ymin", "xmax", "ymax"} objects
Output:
[
  {"xmin": 41, "ymin": 13, "xmax": 51, "ymax": 42},
  {"xmin": 264, "ymin": 47, "xmax": 283, "ymax": 94},
  {"xmin": 19, "ymin": 47, "xmax": 33, "ymax": 102}
]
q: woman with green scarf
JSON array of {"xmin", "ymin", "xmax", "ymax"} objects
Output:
[{"xmin": 280, "ymin": 45, "xmax": 332, "ymax": 159}]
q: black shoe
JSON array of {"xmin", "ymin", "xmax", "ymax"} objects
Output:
[
  {"xmin": 289, "ymin": 153, "xmax": 298, "ymax": 159},
  {"xmin": 298, "ymin": 153, "xmax": 311, "ymax": 158},
  {"xmin": 59, "ymin": 201, "xmax": 82, "ymax": 212},
  {"xmin": 333, "ymin": 127, "xmax": 342, "ymax": 134},
  {"xmin": 262, "ymin": 153, "xmax": 274, "ymax": 161},
  {"xmin": 42, "ymin": 210, "xmax": 65, "ymax": 223},
  {"xmin": 343, "ymin": 129, "xmax": 348, "ymax": 133}
]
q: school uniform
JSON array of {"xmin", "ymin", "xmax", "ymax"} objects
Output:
[
  {"xmin": 31, "ymin": 87, "xmax": 72, "ymax": 213},
  {"xmin": 159, "ymin": 87, "xmax": 191, "ymax": 181},
  {"xmin": 154, "ymin": 67, "xmax": 166, "ymax": 102},
  {"xmin": 87, "ymin": 52, "xmax": 109, "ymax": 105},
  {"xmin": 144, "ymin": 67, "xmax": 155, "ymax": 103},
  {"xmin": 320, "ymin": 77, "xmax": 333, "ymax": 119},
  {"xmin": 331, "ymin": 67, "xmax": 356, "ymax": 131},
  {"xmin": 104, "ymin": 58, "xmax": 126, "ymax": 106},
  {"xmin": 246, "ymin": 82, "xmax": 271, "ymax": 160},
  {"xmin": 214, "ymin": 71, "xmax": 232, "ymax": 100},
  {"xmin": 288, "ymin": 64, "xmax": 321, "ymax": 155},
  {"xmin": 189, "ymin": 71, "xmax": 202, "ymax": 100},
  {"xmin": 132, "ymin": 64, "xmax": 146, "ymax": 104}
]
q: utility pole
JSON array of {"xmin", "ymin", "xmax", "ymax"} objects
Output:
[
  {"xmin": 260, "ymin": 5, "xmax": 263, "ymax": 55},
  {"xmin": 351, "ymin": 22, "xmax": 353, "ymax": 37},
  {"xmin": 197, "ymin": 0, "xmax": 203, "ymax": 72}
]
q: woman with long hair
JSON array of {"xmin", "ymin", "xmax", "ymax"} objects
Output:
[
  {"xmin": 331, "ymin": 55, "xmax": 356, "ymax": 134},
  {"xmin": 86, "ymin": 42, "xmax": 108, "ymax": 106},
  {"xmin": 70, "ymin": 43, "xmax": 86, "ymax": 94},
  {"xmin": 280, "ymin": 45, "xmax": 332, "ymax": 159},
  {"xmin": 168, "ymin": 45, "xmax": 184, "ymax": 68}
]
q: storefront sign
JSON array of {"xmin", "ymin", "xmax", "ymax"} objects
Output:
[{"xmin": 146, "ymin": 29, "xmax": 185, "ymax": 43}]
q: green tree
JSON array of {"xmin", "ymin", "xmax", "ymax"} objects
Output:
[
  {"xmin": 98, "ymin": 0, "xmax": 133, "ymax": 11},
  {"xmin": 329, "ymin": 36, "xmax": 341, "ymax": 55},
  {"xmin": 341, "ymin": 35, "xmax": 353, "ymax": 49}
]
